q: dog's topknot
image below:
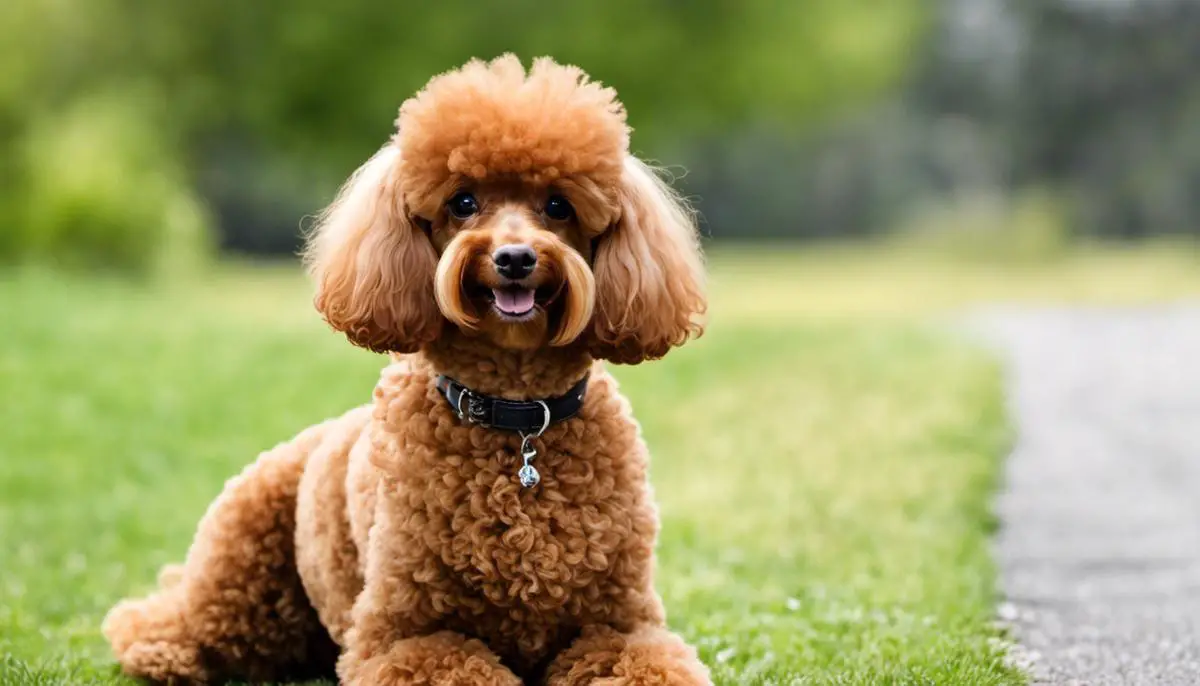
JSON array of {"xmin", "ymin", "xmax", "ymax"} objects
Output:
[{"xmin": 394, "ymin": 54, "xmax": 630, "ymax": 210}]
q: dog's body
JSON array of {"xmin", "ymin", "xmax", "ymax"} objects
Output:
[{"xmin": 103, "ymin": 56, "xmax": 709, "ymax": 685}]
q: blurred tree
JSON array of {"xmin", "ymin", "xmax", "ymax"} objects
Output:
[
  {"xmin": 5, "ymin": 0, "xmax": 1196, "ymax": 253},
  {"xmin": 19, "ymin": 91, "xmax": 212, "ymax": 274},
  {"xmin": 1010, "ymin": 0, "xmax": 1200, "ymax": 238},
  {"xmin": 0, "ymin": 0, "xmax": 927, "ymax": 260},
  {"xmin": 887, "ymin": 0, "xmax": 1200, "ymax": 241},
  {"xmin": 691, "ymin": 0, "xmax": 1200, "ymax": 242}
]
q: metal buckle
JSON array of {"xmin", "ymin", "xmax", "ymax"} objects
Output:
[
  {"xmin": 456, "ymin": 388, "xmax": 490, "ymax": 426},
  {"xmin": 454, "ymin": 387, "xmax": 485, "ymax": 424},
  {"xmin": 454, "ymin": 387, "xmax": 468, "ymax": 420},
  {"xmin": 467, "ymin": 394, "xmax": 489, "ymax": 425}
]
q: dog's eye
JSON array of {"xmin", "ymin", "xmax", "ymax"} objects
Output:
[
  {"xmin": 447, "ymin": 192, "xmax": 479, "ymax": 220},
  {"xmin": 544, "ymin": 195, "xmax": 574, "ymax": 221}
]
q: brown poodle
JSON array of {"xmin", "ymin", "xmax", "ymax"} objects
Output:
[{"xmin": 102, "ymin": 55, "xmax": 709, "ymax": 685}]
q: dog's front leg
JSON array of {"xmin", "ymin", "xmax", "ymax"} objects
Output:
[
  {"xmin": 543, "ymin": 625, "xmax": 711, "ymax": 686},
  {"xmin": 339, "ymin": 628, "xmax": 520, "ymax": 686},
  {"xmin": 335, "ymin": 486, "xmax": 520, "ymax": 686},
  {"xmin": 335, "ymin": 571, "xmax": 520, "ymax": 686}
]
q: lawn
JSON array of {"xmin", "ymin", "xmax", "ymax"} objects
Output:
[{"xmin": 3, "ymin": 247, "xmax": 1196, "ymax": 684}]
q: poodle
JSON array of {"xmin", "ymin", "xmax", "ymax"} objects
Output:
[{"xmin": 102, "ymin": 54, "xmax": 709, "ymax": 685}]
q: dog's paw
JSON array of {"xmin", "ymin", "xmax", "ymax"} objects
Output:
[{"xmin": 115, "ymin": 639, "xmax": 209, "ymax": 683}]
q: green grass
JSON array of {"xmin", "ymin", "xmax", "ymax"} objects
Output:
[
  {"xmin": 10, "ymin": 246, "xmax": 1182, "ymax": 684},
  {"xmin": 710, "ymin": 242, "xmax": 1200, "ymax": 321}
]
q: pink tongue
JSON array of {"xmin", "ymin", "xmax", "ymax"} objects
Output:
[{"xmin": 493, "ymin": 288, "xmax": 536, "ymax": 315}]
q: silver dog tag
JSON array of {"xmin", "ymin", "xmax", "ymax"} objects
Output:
[
  {"xmin": 518, "ymin": 436, "xmax": 540, "ymax": 488},
  {"xmin": 518, "ymin": 463, "xmax": 540, "ymax": 488}
]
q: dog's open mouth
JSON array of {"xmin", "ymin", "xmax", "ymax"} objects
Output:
[
  {"xmin": 491, "ymin": 286, "xmax": 536, "ymax": 317},
  {"xmin": 478, "ymin": 284, "xmax": 561, "ymax": 320}
]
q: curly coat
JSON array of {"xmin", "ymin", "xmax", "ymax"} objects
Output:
[{"xmin": 103, "ymin": 55, "xmax": 709, "ymax": 685}]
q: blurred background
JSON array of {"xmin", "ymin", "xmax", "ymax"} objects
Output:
[
  {"xmin": 4, "ymin": 0, "xmax": 1199, "ymax": 274},
  {"xmin": 4, "ymin": 4, "xmax": 1200, "ymax": 682}
]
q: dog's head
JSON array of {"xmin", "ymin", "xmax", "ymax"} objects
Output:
[{"xmin": 304, "ymin": 55, "xmax": 705, "ymax": 364}]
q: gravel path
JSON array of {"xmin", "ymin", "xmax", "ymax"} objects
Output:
[{"xmin": 972, "ymin": 306, "xmax": 1200, "ymax": 685}]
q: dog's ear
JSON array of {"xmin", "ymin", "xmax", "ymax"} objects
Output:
[
  {"xmin": 590, "ymin": 156, "xmax": 707, "ymax": 364},
  {"xmin": 303, "ymin": 145, "xmax": 441, "ymax": 353}
]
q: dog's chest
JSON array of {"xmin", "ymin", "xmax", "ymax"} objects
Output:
[
  {"xmin": 423, "ymin": 444, "xmax": 643, "ymax": 668},
  {"xmin": 422, "ymin": 439, "xmax": 637, "ymax": 616}
]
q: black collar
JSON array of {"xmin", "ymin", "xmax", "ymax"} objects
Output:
[{"xmin": 435, "ymin": 374, "xmax": 589, "ymax": 435}]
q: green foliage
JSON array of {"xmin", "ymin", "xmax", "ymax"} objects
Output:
[
  {"xmin": 102, "ymin": 0, "xmax": 927, "ymax": 157},
  {"xmin": 0, "ymin": 0, "xmax": 929, "ymax": 265},
  {"xmin": 12, "ymin": 92, "xmax": 213, "ymax": 275},
  {"xmin": 893, "ymin": 190, "xmax": 1073, "ymax": 264}
]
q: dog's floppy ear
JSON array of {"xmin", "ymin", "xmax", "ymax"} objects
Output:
[
  {"xmin": 590, "ymin": 156, "xmax": 707, "ymax": 364},
  {"xmin": 303, "ymin": 145, "xmax": 441, "ymax": 353}
]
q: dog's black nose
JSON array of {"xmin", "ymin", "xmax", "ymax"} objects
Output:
[{"xmin": 492, "ymin": 244, "xmax": 537, "ymax": 280}]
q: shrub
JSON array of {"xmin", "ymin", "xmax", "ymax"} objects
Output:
[
  {"xmin": 893, "ymin": 189, "xmax": 1073, "ymax": 264},
  {"xmin": 10, "ymin": 92, "xmax": 213, "ymax": 276}
]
